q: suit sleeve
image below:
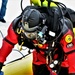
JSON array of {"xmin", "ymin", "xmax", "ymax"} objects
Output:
[{"xmin": 0, "ymin": 23, "xmax": 18, "ymax": 63}]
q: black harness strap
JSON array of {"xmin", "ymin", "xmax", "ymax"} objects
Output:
[
  {"xmin": 4, "ymin": 38, "xmax": 15, "ymax": 46},
  {"xmin": 65, "ymin": 50, "xmax": 75, "ymax": 55}
]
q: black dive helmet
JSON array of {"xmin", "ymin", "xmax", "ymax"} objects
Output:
[{"xmin": 22, "ymin": 8, "xmax": 42, "ymax": 32}]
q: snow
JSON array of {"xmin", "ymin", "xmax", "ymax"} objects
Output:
[{"xmin": 0, "ymin": 0, "xmax": 75, "ymax": 64}]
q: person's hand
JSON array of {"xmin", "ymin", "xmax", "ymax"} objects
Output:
[
  {"xmin": 0, "ymin": 63, "xmax": 3, "ymax": 70},
  {"xmin": 0, "ymin": 62, "xmax": 4, "ymax": 75}
]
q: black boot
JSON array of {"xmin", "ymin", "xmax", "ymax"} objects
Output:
[{"xmin": 0, "ymin": 19, "xmax": 6, "ymax": 23}]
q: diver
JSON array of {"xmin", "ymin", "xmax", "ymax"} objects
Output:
[{"xmin": 0, "ymin": 0, "xmax": 75, "ymax": 75}]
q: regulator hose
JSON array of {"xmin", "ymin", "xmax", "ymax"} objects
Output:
[{"xmin": 20, "ymin": 0, "xmax": 23, "ymax": 11}]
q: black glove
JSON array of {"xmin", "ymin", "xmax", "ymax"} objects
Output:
[
  {"xmin": 0, "ymin": 62, "xmax": 3, "ymax": 70},
  {"xmin": 0, "ymin": 62, "xmax": 4, "ymax": 75}
]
